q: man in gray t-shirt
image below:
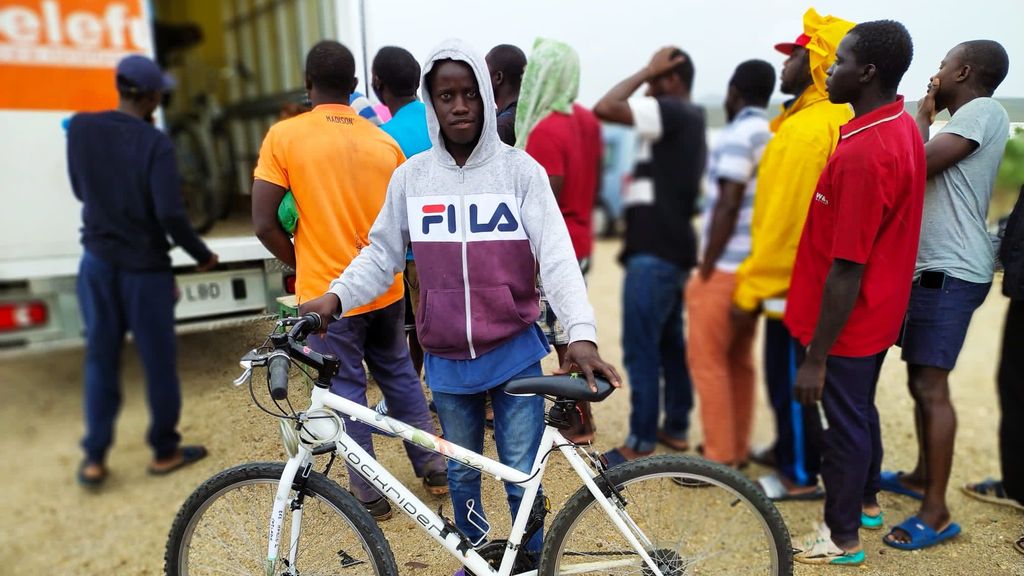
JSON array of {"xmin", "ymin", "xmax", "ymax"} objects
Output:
[
  {"xmin": 916, "ymin": 96, "xmax": 1009, "ymax": 281},
  {"xmin": 882, "ymin": 40, "xmax": 1010, "ymax": 550}
]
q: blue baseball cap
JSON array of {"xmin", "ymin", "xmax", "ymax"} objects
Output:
[{"xmin": 115, "ymin": 54, "xmax": 175, "ymax": 94}]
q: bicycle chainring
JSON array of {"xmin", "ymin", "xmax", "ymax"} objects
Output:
[
  {"xmin": 463, "ymin": 540, "xmax": 538, "ymax": 576},
  {"xmin": 642, "ymin": 547, "xmax": 686, "ymax": 576},
  {"xmin": 464, "ymin": 540, "xmax": 505, "ymax": 576}
]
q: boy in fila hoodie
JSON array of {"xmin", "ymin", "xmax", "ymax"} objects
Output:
[{"xmin": 301, "ymin": 39, "xmax": 620, "ymax": 559}]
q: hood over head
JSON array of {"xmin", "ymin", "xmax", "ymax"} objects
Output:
[
  {"xmin": 800, "ymin": 8, "xmax": 856, "ymax": 100},
  {"xmin": 420, "ymin": 38, "xmax": 502, "ymax": 167},
  {"xmin": 772, "ymin": 8, "xmax": 855, "ymax": 130},
  {"xmin": 514, "ymin": 37, "xmax": 580, "ymax": 149}
]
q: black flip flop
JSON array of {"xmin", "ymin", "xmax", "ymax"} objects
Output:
[
  {"xmin": 148, "ymin": 445, "xmax": 208, "ymax": 476},
  {"xmin": 77, "ymin": 460, "xmax": 107, "ymax": 488},
  {"xmin": 757, "ymin": 474, "xmax": 826, "ymax": 501},
  {"xmin": 748, "ymin": 445, "xmax": 777, "ymax": 468},
  {"xmin": 694, "ymin": 443, "xmax": 750, "ymax": 470}
]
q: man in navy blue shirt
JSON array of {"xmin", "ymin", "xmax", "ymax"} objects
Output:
[{"xmin": 67, "ymin": 54, "xmax": 217, "ymax": 487}]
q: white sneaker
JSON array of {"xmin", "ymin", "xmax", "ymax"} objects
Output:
[{"xmin": 793, "ymin": 522, "xmax": 865, "ymax": 566}]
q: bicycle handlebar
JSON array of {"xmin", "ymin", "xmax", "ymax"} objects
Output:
[
  {"xmin": 268, "ymin": 353, "xmax": 291, "ymax": 400},
  {"xmin": 281, "ymin": 313, "xmax": 323, "ymax": 341},
  {"xmin": 246, "ymin": 313, "xmax": 337, "ymax": 401}
]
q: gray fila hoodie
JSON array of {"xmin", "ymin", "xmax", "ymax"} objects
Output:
[{"xmin": 328, "ymin": 38, "xmax": 596, "ymax": 361}]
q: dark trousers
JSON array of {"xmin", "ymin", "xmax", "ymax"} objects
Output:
[
  {"xmin": 306, "ymin": 299, "xmax": 444, "ymax": 502},
  {"xmin": 796, "ymin": 343, "xmax": 887, "ymax": 546},
  {"xmin": 621, "ymin": 254, "xmax": 693, "ymax": 452},
  {"xmin": 999, "ymin": 299, "xmax": 1024, "ymax": 504},
  {"xmin": 764, "ymin": 319, "xmax": 820, "ymax": 486},
  {"xmin": 78, "ymin": 251, "xmax": 181, "ymax": 463}
]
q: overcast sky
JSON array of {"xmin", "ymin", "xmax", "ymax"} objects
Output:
[{"xmin": 363, "ymin": 0, "xmax": 1023, "ymax": 106}]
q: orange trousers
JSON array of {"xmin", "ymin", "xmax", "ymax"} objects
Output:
[{"xmin": 685, "ymin": 270, "xmax": 756, "ymax": 465}]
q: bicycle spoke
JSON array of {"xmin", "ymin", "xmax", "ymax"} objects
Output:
[
  {"xmin": 188, "ymin": 547, "xmax": 256, "ymax": 576},
  {"xmin": 222, "ymin": 485, "xmax": 265, "ymax": 559},
  {"xmin": 685, "ymin": 494, "xmax": 747, "ymax": 564},
  {"xmin": 546, "ymin": 458, "xmax": 788, "ymax": 576},
  {"xmin": 557, "ymin": 555, "xmax": 645, "ymax": 576},
  {"xmin": 174, "ymin": 472, "xmax": 383, "ymax": 576}
]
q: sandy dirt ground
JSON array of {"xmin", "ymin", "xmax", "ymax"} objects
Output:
[{"xmin": 1, "ymin": 238, "xmax": 1021, "ymax": 575}]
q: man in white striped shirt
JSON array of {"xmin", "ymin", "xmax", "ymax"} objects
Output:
[{"xmin": 685, "ymin": 60, "xmax": 775, "ymax": 467}]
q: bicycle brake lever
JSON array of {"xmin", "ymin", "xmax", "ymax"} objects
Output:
[
  {"xmin": 234, "ymin": 350, "xmax": 268, "ymax": 385},
  {"xmin": 233, "ymin": 366, "xmax": 253, "ymax": 387}
]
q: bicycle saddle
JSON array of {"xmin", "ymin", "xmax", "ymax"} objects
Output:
[{"xmin": 504, "ymin": 374, "xmax": 615, "ymax": 402}]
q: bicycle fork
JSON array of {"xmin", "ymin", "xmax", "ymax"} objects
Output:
[
  {"xmin": 559, "ymin": 444, "xmax": 666, "ymax": 576},
  {"xmin": 267, "ymin": 454, "xmax": 308, "ymax": 576}
]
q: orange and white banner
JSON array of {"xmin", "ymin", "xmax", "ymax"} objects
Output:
[{"xmin": 0, "ymin": 0, "xmax": 151, "ymax": 111}]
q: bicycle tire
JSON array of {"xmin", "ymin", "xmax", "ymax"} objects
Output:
[
  {"xmin": 539, "ymin": 455, "xmax": 793, "ymax": 576},
  {"xmin": 164, "ymin": 462, "xmax": 398, "ymax": 576},
  {"xmin": 170, "ymin": 123, "xmax": 217, "ymax": 234}
]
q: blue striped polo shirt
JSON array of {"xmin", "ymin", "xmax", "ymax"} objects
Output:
[{"xmin": 700, "ymin": 106, "xmax": 772, "ymax": 272}]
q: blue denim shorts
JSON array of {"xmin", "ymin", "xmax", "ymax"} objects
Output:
[{"xmin": 897, "ymin": 273, "xmax": 991, "ymax": 370}]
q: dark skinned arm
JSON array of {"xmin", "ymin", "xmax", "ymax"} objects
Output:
[
  {"xmin": 594, "ymin": 47, "xmax": 686, "ymax": 126},
  {"xmin": 251, "ymin": 179, "xmax": 296, "ymax": 269},
  {"xmin": 548, "ymin": 175, "xmax": 564, "ymax": 201},
  {"xmin": 593, "ymin": 68, "xmax": 645, "ymax": 126},
  {"xmin": 793, "ymin": 258, "xmax": 865, "ymax": 405},
  {"xmin": 915, "ymin": 78, "xmax": 939, "ymax": 142},
  {"xmin": 924, "ymin": 133, "xmax": 978, "ymax": 178},
  {"xmin": 915, "ymin": 77, "xmax": 978, "ymax": 178},
  {"xmin": 699, "ymin": 179, "xmax": 745, "ymax": 280}
]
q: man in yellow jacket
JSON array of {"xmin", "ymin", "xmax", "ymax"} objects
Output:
[{"xmin": 732, "ymin": 8, "xmax": 854, "ymax": 500}]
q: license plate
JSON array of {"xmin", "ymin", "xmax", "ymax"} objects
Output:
[{"xmin": 175, "ymin": 269, "xmax": 267, "ymax": 320}]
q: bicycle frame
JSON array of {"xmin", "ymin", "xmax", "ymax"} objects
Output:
[{"xmin": 267, "ymin": 385, "xmax": 666, "ymax": 576}]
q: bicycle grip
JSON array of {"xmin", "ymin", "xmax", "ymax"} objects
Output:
[{"xmin": 268, "ymin": 354, "xmax": 290, "ymax": 400}]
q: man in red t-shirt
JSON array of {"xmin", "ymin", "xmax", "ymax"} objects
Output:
[
  {"xmin": 524, "ymin": 105, "xmax": 601, "ymax": 264},
  {"xmin": 517, "ymin": 38, "xmax": 602, "ymax": 442},
  {"xmin": 785, "ymin": 21, "xmax": 926, "ymax": 566}
]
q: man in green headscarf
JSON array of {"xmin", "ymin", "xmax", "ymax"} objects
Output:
[{"xmin": 518, "ymin": 38, "xmax": 603, "ymax": 443}]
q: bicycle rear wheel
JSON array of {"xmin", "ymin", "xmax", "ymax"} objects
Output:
[
  {"xmin": 170, "ymin": 123, "xmax": 217, "ymax": 234},
  {"xmin": 165, "ymin": 462, "xmax": 396, "ymax": 576},
  {"xmin": 540, "ymin": 455, "xmax": 792, "ymax": 576}
]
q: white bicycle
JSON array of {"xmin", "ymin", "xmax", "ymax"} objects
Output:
[{"xmin": 165, "ymin": 314, "xmax": 792, "ymax": 576}]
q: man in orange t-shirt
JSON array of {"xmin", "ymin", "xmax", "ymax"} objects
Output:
[{"xmin": 252, "ymin": 41, "xmax": 446, "ymax": 519}]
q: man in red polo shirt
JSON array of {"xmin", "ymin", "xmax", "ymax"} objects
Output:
[{"xmin": 786, "ymin": 20, "xmax": 925, "ymax": 566}]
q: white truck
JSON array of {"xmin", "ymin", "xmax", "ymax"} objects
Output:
[
  {"xmin": 5, "ymin": 0, "xmax": 717, "ymax": 353},
  {"xmin": 0, "ymin": 0, "xmax": 374, "ymax": 350}
]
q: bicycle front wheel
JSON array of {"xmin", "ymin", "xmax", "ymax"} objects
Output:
[
  {"xmin": 165, "ymin": 462, "xmax": 397, "ymax": 576},
  {"xmin": 540, "ymin": 455, "xmax": 792, "ymax": 576}
]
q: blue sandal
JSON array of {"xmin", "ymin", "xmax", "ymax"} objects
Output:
[
  {"xmin": 884, "ymin": 516, "xmax": 960, "ymax": 550},
  {"xmin": 879, "ymin": 470, "xmax": 924, "ymax": 500},
  {"xmin": 861, "ymin": 511, "xmax": 883, "ymax": 530}
]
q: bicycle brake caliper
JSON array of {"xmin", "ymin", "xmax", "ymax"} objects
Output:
[{"xmin": 588, "ymin": 454, "xmax": 628, "ymax": 507}]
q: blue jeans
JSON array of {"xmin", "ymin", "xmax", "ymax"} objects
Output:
[
  {"xmin": 622, "ymin": 254, "xmax": 693, "ymax": 452},
  {"xmin": 898, "ymin": 274, "xmax": 991, "ymax": 370},
  {"xmin": 431, "ymin": 362, "xmax": 545, "ymax": 553},
  {"xmin": 306, "ymin": 299, "xmax": 445, "ymax": 502},
  {"xmin": 78, "ymin": 251, "xmax": 181, "ymax": 463}
]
